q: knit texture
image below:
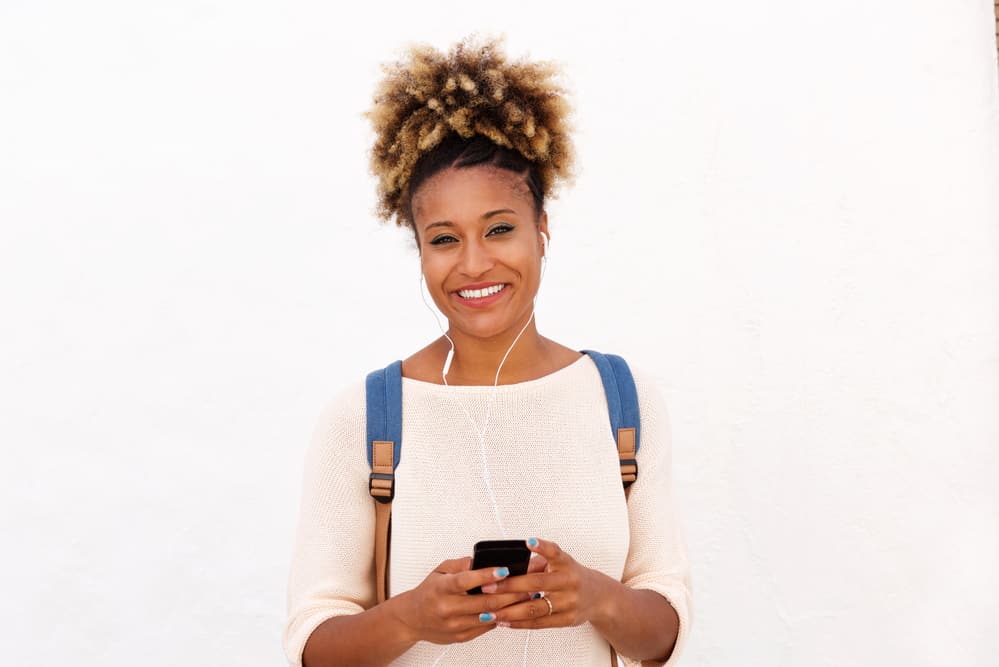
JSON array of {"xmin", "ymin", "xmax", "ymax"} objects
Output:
[{"xmin": 283, "ymin": 355, "xmax": 692, "ymax": 666}]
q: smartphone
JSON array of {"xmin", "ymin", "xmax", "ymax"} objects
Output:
[{"xmin": 467, "ymin": 539, "xmax": 532, "ymax": 594}]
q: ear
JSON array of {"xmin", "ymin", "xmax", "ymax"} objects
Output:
[
  {"xmin": 537, "ymin": 211, "xmax": 550, "ymax": 257},
  {"xmin": 411, "ymin": 223, "xmax": 422, "ymax": 256}
]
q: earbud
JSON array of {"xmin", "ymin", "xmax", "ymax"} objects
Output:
[
  {"xmin": 419, "ymin": 271, "xmax": 457, "ymax": 380},
  {"xmin": 535, "ymin": 233, "xmax": 549, "ymax": 296}
]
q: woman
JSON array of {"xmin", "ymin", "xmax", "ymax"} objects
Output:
[{"xmin": 283, "ymin": 37, "xmax": 692, "ymax": 666}]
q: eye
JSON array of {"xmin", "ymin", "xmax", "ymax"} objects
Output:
[
  {"xmin": 428, "ymin": 224, "xmax": 512, "ymax": 246},
  {"xmin": 487, "ymin": 223, "xmax": 514, "ymax": 236}
]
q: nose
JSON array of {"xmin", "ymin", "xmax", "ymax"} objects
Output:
[{"xmin": 457, "ymin": 237, "xmax": 495, "ymax": 277}]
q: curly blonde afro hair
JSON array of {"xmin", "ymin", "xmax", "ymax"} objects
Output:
[{"xmin": 366, "ymin": 35, "xmax": 575, "ymax": 229}]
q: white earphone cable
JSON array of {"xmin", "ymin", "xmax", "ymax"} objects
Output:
[{"xmin": 417, "ymin": 234, "xmax": 548, "ymax": 666}]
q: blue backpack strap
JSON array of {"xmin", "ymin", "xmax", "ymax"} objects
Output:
[
  {"xmin": 365, "ymin": 360, "xmax": 403, "ymax": 479},
  {"xmin": 365, "ymin": 360, "xmax": 403, "ymax": 604},
  {"xmin": 582, "ymin": 350, "xmax": 641, "ymax": 495}
]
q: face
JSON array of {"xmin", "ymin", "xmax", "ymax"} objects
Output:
[{"xmin": 412, "ymin": 165, "xmax": 548, "ymax": 342}]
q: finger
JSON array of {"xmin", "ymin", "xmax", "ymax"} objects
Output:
[
  {"xmin": 503, "ymin": 615, "xmax": 564, "ymax": 630},
  {"xmin": 450, "ymin": 565, "xmax": 512, "ymax": 593},
  {"xmin": 442, "ymin": 611, "xmax": 503, "ymax": 637},
  {"xmin": 493, "ymin": 596, "xmax": 563, "ymax": 626},
  {"xmin": 483, "ymin": 579, "xmax": 539, "ymax": 596},
  {"xmin": 492, "ymin": 570, "xmax": 568, "ymax": 594},
  {"xmin": 526, "ymin": 554, "xmax": 549, "ymax": 574},
  {"xmin": 526, "ymin": 537, "xmax": 567, "ymax": 566},
  {"xmin": 434, "ymin": 556, "xmax": 472, "ymax": 575},
  {"xmin": 451, "ymin": 591, "xmax": 532, "ymax": 616}
]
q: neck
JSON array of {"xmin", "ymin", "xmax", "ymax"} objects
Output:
[{"xmin": 439, "ymin": 315, "xmax": 552, "ymax": 386}]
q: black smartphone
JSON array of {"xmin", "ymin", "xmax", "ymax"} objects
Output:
[{"xmin": 467, "ymin": 539, "xmax": 532, "ymax": 594}]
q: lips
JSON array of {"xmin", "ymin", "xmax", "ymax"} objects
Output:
[{"xmin": 452, "ymin": 282, "xmax": 508, "ymax": 308}]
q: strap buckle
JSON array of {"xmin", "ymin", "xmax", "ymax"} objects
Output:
[
  {"xmin": 369, "ymin": 472, "xmax": 395, "ymax": 503},
  {"xmin": 619, "ymin": 458, "xmax": 638, "ymax": 488}
]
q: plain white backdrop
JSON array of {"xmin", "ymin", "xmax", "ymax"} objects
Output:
[{"xmin": 2, "ymin": 1, "xmax": 997, "ymax": 665}]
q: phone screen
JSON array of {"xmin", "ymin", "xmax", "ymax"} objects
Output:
[{"xmin": 467, "ymin": 540, "xmax": 532, "ymax": 595}]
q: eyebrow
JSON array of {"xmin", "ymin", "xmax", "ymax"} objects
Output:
[{"xmin": 423, "ymin": 209, "xmax": 518, "ymax": 232}]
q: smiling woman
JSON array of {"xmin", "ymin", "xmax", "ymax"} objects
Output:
[
  {"xmin": 409, "ymin": 162, "xmax": 555, "ymax": 375},
  {"xmin": 282, "ymin": 36, "xmax": 692, "ymax": 667}
]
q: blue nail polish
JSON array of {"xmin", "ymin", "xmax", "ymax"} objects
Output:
[
  {"xmin": 495, "ymin": 567, "xmax": 509, "ymax": 578},
  {"xmin": 528, "ymin": 537, "xmax": 538, "ymax": 548},
  {"xmin": 479, "ymin": 612, "xmax": 495, "ymax": 623}
]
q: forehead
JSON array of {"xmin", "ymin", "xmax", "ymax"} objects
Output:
[{"xmin": 411, "ymin": 165, "xmax": 533, "ymax": 226}]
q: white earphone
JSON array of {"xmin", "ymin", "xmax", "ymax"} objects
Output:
[{"xmin": 418, "ymin": 231, "xmax": 549, "ymax": 667}]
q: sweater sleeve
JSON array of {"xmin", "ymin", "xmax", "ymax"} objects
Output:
[
  {"xmin": 281, "ymin": 382, "xmax": 377, "ymax": 667},
  {"xmin": 617, "ymin": 370, "xmax": 693, "ymax": 667}
]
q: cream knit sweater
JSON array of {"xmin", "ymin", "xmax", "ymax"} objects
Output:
[{"xmin": 283, "ymin": 355, "xmax": 692, "ymax": 666}]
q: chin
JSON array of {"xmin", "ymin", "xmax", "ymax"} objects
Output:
[
  {"xmin": 451, "ymin": 311, "xmax": 532, "ymax": 341},
  {"xmin": 452, "ymin": 320, "xmax": 507, "ymax": 340}
]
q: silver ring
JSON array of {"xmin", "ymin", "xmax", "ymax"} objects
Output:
[{"xmin": 544, "ymin": 597, "xmax": 554, "ymax": 616}]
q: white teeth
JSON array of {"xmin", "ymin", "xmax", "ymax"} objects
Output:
[{"xmin": 458, "ymin": 284, "xmax": 506, "ymax": 299}]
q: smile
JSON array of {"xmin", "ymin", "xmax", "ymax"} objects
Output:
[{"xmin": 456, "ymin": 283, "xmax": 507, "ymax": 300}]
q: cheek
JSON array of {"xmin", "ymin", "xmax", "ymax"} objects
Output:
[{"xmin": 420, "ymin": 258, "xmax": 449, "ymax": 288}]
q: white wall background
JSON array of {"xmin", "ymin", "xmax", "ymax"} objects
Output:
[{"xmin": 2, "ymin": 1, "xmax": 997, "ymax": 665}]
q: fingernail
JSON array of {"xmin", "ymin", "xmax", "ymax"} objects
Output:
[
  {"xmin": 495, "ymin": 567, "xmax": 509, "ymax": 578},
  {"xmin": 527, "ymin": 537, "xmax": 539, "ymax": 548},
  {"xmin": 496, "ymin": 621, "xmax": 511, "ymax": 628},
  {"xmin": 481, "ymin": 583, "xmax": 498, "ymax": 594},
  {"xmin": 479, "ymin": 612, "xmax": 495, "ymax": 623}
]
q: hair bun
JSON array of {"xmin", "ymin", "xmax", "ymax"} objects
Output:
[{"xmin": 366, "ymin": 35, "xmax": 575, "ymax": 227}]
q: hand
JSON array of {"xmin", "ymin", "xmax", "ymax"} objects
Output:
[
  {"xmin": 391, "ymin": 556, "xmax": 533, "ymax": 644},
  {"xmin": 487, "ymin": 537, "xmax": 613, "ymax": 629},
  {"xmin": 479, "ymin": 550, "xmax": 549, "ymax": 595}
]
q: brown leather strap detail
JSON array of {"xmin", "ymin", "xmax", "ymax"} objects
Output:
[
  {"xmin": 374, "ymin": 499, "xmax": 392, "ymax": 604},
  {"xmin": 617, "ymin": 427, "xmax": 637, "ymax": 498},
  {"xmin": 617, "ymin": 427, "xmax": 636, "ymax": 458},
  {"xmin": 370, "ymin": 440, "xmax": 395, "ymax": 604},
  {"xmin": 611, "ymin": 427, "xmax": 640, "ymax": 659},
  {"xmin": 370, "ymin": 483, "xmax": 393, "ymax": 498},
  {"xmin": 372, "ymin": 441, "xmax": 394, "ymax": 473}
]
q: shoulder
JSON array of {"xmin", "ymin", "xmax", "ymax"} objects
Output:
[
  {"xmin": 314, "ymin": 379, "xmax": 367, "ymax": 430},
  {"xmin": 629, "ymin": 364, "xmax": 669, "ymax": 417},
  {"xmin": 583, "ymin": 353, "xmax": 668, "ymax": 411},
  {"xmin": 591, "ymin": 353, "xmax": 671, "ymax": 433},
  {"xmin": 595, "ymin": 357, "xmax": 676, "ymax": 486},
  {"xmin": 624, "ymin": 363, "xmax": 674, "ymax": 470},
  {"xmin": 305, "ymin": 379, "xmax": 368, "ymax": 473}
]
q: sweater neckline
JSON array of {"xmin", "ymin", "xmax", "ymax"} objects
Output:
[{"xmin": 401, "ymin": 353, "xmax": 592, "ymax": 392}]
